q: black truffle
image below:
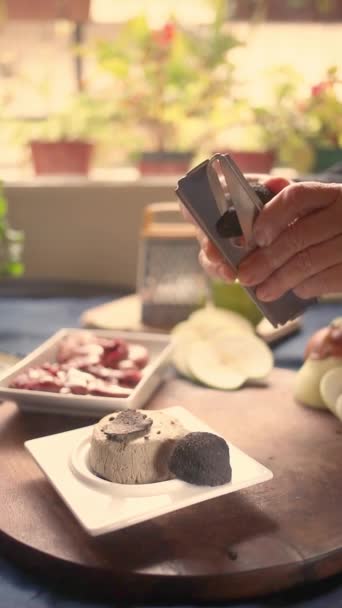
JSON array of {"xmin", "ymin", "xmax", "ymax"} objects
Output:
[
  {"xmin": 251, "ymin": 183, "xmax": 275, "ymax": 206},
  {"xmin": 169, "ymin": 432, "xmax": 232, "ymax": 486},
  {"xmin": 216, "ymin": 183, "xmax": 274, "ymax": 238},
  {"xmin": 102, "ymin": 410, "xmax": 153, "ymax": 442}
]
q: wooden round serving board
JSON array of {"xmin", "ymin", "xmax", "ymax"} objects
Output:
[{"xmin": 1, "ymin": 367, "xmax": 342, "ymax": 602}]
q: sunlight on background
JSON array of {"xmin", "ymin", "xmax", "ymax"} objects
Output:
[
  {"xmin": 0, "ymin": 0, "xmax": 342, "ymax": 177},
  {"xmin": 89, "ymin": 0, "xmax": 342, "ymax": 96},
  {"xmin": 90, "ymin": 0, "xmax": 214, "ymax": 25}
]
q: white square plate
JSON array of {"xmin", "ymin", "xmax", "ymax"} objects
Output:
[
  {"xmin": 0, "ymin": 328, "xmax": 172, "ymax": 416},
  {"xmin": 25, "ymin": 406, "xmax": 273, "ymax": 536}
]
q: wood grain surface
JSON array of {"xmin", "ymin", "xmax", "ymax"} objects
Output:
[{"xmin": 1, "ymin": 367, "xmax": 342, "ymax": 602}]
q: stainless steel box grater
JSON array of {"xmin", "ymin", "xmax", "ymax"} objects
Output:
[{"xmin": 136, "ymin": 202, "xmax": 208, "ymax": 329}]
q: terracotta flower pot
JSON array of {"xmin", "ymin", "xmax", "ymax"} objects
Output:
[
  {"xmin": 213, "ymin": 150, "xmax": 276, "ymax": 174},
  {"xmin": 138, "ymin": 151, "xmax": 193, "ymax": 177},
  {"xmin": 30, "ymin": 140, "xmax": 93, "ymax": 176},
  {"xmin": 5, "ymin": 0, "xmax": 90, "ymax": 21}
]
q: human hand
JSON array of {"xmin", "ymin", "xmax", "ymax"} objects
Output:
[
  {"xmin": 181, "ymin": 176, "xmax": 289, "ymax": 284},
  {"xmin": 238, "ymin": 180, "xmax": 342, "ymax": 300},
  {"xmin": 179, "ymin": 203, "xmax": 233, "ymax": 282}
]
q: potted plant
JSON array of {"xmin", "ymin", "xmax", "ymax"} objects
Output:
[
  {"xmin": 212, "ymin": 113, "xmax": 277, "ymax": 174},
  {"xmin": 299, "ymin": 66, "xmax": 342, "ymax": 171},
  {"xmin": 213, "ymin": 66, "xmax": 314, "ymax": 174},
  {"xmin": 92, "ymin": 4, "xmax": 241, "ymax": 176},
  {"xmin": 16, "ymin": 92, "xmax": 112, "ymax": 176},
  {"xmin": 4, "ymin": 0, "xmax": 90, "ymax": 21}
]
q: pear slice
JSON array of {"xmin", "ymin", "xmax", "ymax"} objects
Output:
[
  {"xmin": 320, "ymin": 366, "xmax": 342, "ymax": 414},
  {"xmin": 187, "ymin": 306, "xmax": 254, "ymax": 338},
  {"xmin": 187, "ymin": 339, "xmax": 245, "ymax": 390},
  {"xmin": 187, "ymin": 333, "xmax": 273, "ymax": 390},
  {"xmin": 212, "ymin": 332, "xmax": 274, "ymax": 379},
  {"xmin": 172, "ymin": 340, "xmax": 197, "ymax": 380},
  {"xmin": 171, "ymin": 325, "xmax": 199, "ymax": 380},
  {"xmin": 171, "ymin": 321, "xmax": 199, "ymax": 342}
]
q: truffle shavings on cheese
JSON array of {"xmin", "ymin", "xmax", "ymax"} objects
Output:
[{"xmin": 89, "ymin": 409, "xmax": 187, "ymax": 484}]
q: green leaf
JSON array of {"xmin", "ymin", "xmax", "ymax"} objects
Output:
[
  {"xmin": 0, "ymin": 261, "xmax": 24, "ymax": 277},
  {"xmin": 0, "ymin": 183, "xmax": 8, "ymax": 219}
]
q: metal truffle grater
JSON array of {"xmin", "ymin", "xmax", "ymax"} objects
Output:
[
  {"xmin": 136, "ymin": 202, "xmax": 208, "ymax": 329},
  {"xmin": 175, "ymin": 153, "xmax": 316, "ymax": 327}
]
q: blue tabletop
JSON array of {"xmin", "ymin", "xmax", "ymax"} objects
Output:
[{"xmin": 0, "ymin": 293, "xmax": 341, "ymax": 608}]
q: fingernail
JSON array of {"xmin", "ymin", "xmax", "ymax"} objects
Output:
[
  {"xmin": 254, "ymin": 228, "xmax": 269, "ymax": 248},
  {"xmin": 218, "ymin": 264, "xmax": 233, "ymax": 282},
  {"xmin": 223, "ymin": 268, "xmax": 235, "ymax": 282},
  {"xmin": 237, "ymin": 264, "xmax": 253, "ymax": 285},
  {"xmin": 238, "ymin": 272, "xmax": 253, "ymax": 286},
  {"xmin": 201, "ymin": 235, "xmax": 209, "ymax": 250},
  {"xmin": 256, "ymin": 285, "xmax": 273, "ymax": 301}
]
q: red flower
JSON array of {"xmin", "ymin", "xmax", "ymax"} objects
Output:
[
  {"xmin": 162, "ymin": 23, "xmax": 176, "ymax": 43},
  {"xmin": 311, "ymin": 81, "xmax": 332, "ymax": 97},
  {"xmin": 153, "ymin": 22, "xmax": 176, "ymax": 46}
]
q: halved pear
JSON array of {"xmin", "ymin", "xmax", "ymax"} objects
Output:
[
  {"xmin": 187, "ymin": 333, "xmax": 273, "ymax": 390},
  {"xmin": 294, "ymin": 357, "xmax": 342, "ymax": 409},
  {"xmin": 320, "ymin": 366, "xmax": 342, "ymax": 414},
  {"xmin": 335, "ymin": 395, "xmax": 342, "ymax": 421}
]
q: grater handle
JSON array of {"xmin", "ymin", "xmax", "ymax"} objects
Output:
[{"xmin": 142, "ymin": 202, "xmax": 196, "ymax": 238}]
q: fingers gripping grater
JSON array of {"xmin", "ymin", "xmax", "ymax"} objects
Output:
[{"xmin": 175, "ymin": 153, "xmax": 316, "ymax": 327}]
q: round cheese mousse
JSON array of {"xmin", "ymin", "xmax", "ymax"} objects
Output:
[{"xmin": 89, "ymin": 409, "xmax": 187, "ymax": 484}]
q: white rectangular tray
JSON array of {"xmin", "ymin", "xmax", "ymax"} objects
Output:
[
  {"xmin": 0, "ymin": 328, "xmax": 172, "ymax": 416},
  {"xmin": 25, "ymin": 406, "xmax": 273, "ymax": 536}
]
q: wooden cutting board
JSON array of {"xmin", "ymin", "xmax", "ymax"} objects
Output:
[
  {"xmin": 1, "ymin": 368, "xmax": 342, "ymax": 603},
  {"xmin": 81, "ymin": 294, "xmax": 150, "ymax": 331}
]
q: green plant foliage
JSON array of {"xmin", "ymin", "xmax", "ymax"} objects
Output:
[
  {"xmin": 92, "ymin": 4, "xmax": 242, "ymax": 154},
  {"xmin": 13, "ymin": 91, "xmax": 114, "ymax": 144},
  {"xmin": 303, "ymin": 66, "xmax": 342, "ymax": 148},
  {"xmin": 219, "ymin": 65, "xmax": 316, "ymax": 172},
  {"xmin": 0, "ymin": 183, "xmax": 24, "ymax": 278}
]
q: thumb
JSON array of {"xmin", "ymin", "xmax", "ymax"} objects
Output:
[{"xmin": 263, "ymin": 176, "xmax": 290, "ymax": 194}]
